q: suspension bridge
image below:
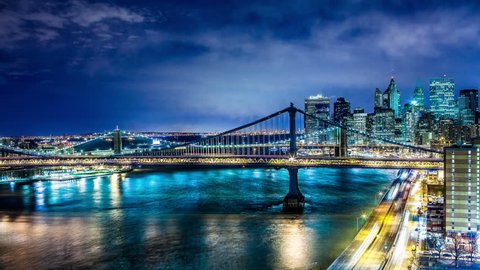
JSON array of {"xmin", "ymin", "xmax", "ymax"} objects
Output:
[
  {"xmin": 0, "ymin": 103, "xmax": 443, "ymax": 161},
  {"xmin": 0, "ymin": 104, "xmax": 442, "ymax": 210}
]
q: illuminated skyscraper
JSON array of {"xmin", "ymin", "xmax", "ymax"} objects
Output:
[
  {"xmin": 383, "ymin": 78, "xmax": 401, "ymax": 118},
  {"xmin": 305, "ymin": 95, "xmax": 330, "ymax": 143},
  {"xmin": 372, "ymin": 108, "xmax": 395, "ymax": 141},
  {"xmin": 352, "ymin": 107, "xmax": 367, "ymax": 145},
  {"xmin": 333, "ymin": 97, "xmax": 350, "ymax": 124},
  {"xmin": 402, "ymin": 103, "xmax": 417, "ymax": 143},
  {"xmin": 430, "ymin": 77, "xmax": 457, "ymax": 121},
  {"xmin": 412, "ymin": 84, "xmax": 426, "ymax": 112}
]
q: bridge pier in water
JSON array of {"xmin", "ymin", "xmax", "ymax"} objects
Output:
[
  {"xmin": 283, "ymin": 167, "xmax": 305, "ymax": 212},
  {"xmin": 283, "ymin": 104, "xmax": 305, "ymax": 212}
]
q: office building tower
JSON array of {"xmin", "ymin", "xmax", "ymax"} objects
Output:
[
  {"xmin": 113, "ymin": 126, "xmax": 122, "ymax": 155},
  {"xmin": 333, "ymin": 97, "xmax": 351, "ymax": 124},
  {"xmin": 412, "ymin": 85, "xmax": 426, "ymax": 112},
  {"xmin": 430, "ymin": 77, "xmax": 457, "ymax": 121},
  {"xmin": 352, "ymin": 107, "xmax": 367, "ymax": 145},
  {"xmin": 372, "ymin": 108, "xmax": 395, "ymax": 141},
  {"xmin": 416, "ymin": 112, "xmax": 434, "ymax": 145},
  {"xmin": 383, "ymin": 78, "xmax": 401, "ymax": 118},
  {"xmin": 402, "ymin": 103, "xmax": 417, "ymax": 143},
  {"xmin": 459, "ymin": 89, "xmax": 479, "ymax": 126},
  {"xmin": 304, "ymin": 95, "xmax": 331, "ymax": 143}
]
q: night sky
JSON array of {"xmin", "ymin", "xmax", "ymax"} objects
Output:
[{"xmin": 1, "ymin": 0, "xmax": 480, "ymax": 136}]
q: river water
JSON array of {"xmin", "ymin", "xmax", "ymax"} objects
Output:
[{"xmin": 0, "ymin": 167, "xmax": 396, "ymax": 269}]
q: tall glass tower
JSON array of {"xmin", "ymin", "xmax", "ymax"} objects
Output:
[
  {"xmin": 412, "ymin": 85, "xmax": 426, "ymax": 112},
  {"xmin": 304, "ymin": 95, "xmax": 330, "ymax": 143},
  {"xmin": 333, "ymin": 97, "xmax": 350, "ymax": 124},
  {"xmin": 383, "ymin": 78, "xmax": 401, "ymax": 118},
  {"xmin": 429, "ymin": 77, "xmax": 457, "ymax": 121}
]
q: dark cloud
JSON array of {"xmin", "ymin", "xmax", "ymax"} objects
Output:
[{"xmin": 0, "ymin": 0, "xmax": 480, "ymax": 135}]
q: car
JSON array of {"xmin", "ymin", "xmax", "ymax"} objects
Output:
[{"xmin": 441, "ymin": 253, "xmax": 453, "ymax": 258}]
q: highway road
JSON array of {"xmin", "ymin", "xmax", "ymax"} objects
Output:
[{"xmin": 328, "ymin": 170, "xmax": 413, "ymax": 270}]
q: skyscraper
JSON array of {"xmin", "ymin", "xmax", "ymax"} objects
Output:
[
  {"xmin": 304, "ymin": 95, "xmax": 330, "ymax": 143},
  {"xmin": 412, "ymin": 84, "xmax": 426, "ymax": 112},
  {"xmin": 333, "ymin": 97, "xmax": 350, "ymax": 124},
  {"xmin": 458, "ymin": 89, "xmax": 479, "ymax": 126},
  {"xmin": 372, "ymin": 108, "xmax": 395, "ymax": 141},
  {"xmin": 352, "ymin": 107, "xmax": 367, "ymax": 145},
  {"xmin": 383, "ymin": 78, "xmax": 401, "ymax": 118},
  {"xmin": 113, "ymin": 126, "xmax": 122, "ymax": 155},
  {"xmin": 402, "ymin": 103, "xmax": 417, "ymax": 143},
  {"xmin": 430, "ymin": 77, "xmax": 457, "ymax": 121}
]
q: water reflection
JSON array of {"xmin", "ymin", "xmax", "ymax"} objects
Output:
[
  {"xmin": 0, "ymin": 167, "xmax": 395, "ymax": 269},
  {"xmin": 277, "ymin": 219, "xmax": 310, "ymax": 269}
]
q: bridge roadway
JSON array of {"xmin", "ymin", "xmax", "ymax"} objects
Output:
[{"xmin": 0, "ymin": 155, "xmax": 442, "ymax": 169}]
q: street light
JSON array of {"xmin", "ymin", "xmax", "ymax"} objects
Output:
[
  {"xmin": 357, "ymin": 213, "xmax": 367, "ymax": 231},
  {"xmin": 376, "ymin": 191, "xmax": 384, "ymax": 202}
]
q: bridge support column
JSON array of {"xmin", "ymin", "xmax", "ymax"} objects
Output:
[
  {"xmin": 283, "ymin": 167, "xmax": 305, "ymax": 212},
  {"xmin": 288, "ymin": 103, "xmax": 296, "ymax": 157},
  {"xmin": 334, "ymin": 128, "xmax": 347, "ymax": 157}
]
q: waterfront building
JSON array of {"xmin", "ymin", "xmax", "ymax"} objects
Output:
[
  {"xmin": 113, "ymin": 127, "xmax": 122, "ymax": 155},
  {"xmin": 383, "ymin": 78, "xmax": 401, "ymax": 118},
  {"xmin": 444, "ymin": 145, "xmax": 480, "ymax": 236},
  {"xmin": 333, "ymin": 97, "xmax": 351, "ymax": 124},
  {"xmin": 430, "ymin": 77, "xmax": 457, "ymax": 121},
  {"xmin": 305, "ymin": 95, "xmax": 331, "ymax": 143}
]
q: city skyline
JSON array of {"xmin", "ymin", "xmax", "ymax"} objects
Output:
[{"xmin": 2, "ymin": 0, "xmax": 480, "ymax": 135}]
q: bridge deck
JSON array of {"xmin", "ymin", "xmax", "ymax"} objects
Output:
[{"xmin": 0, "ymin": 156, "xmax": 442, "ymax": 169}]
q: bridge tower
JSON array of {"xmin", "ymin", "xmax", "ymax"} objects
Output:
[
  {"xmin": 334, "ymin": 128, "xmax": 348, "ymax": 157},
  {"xmin": 283, "ymin": 104, "xmax": 305, "ymax": 212}
]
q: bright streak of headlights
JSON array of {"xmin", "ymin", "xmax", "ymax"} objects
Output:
[{"xmin": 347, "ymin": 222, "xmax": 380, "ymax": 269}]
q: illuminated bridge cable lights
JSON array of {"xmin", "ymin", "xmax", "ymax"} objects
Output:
[{"xmin": 136, "ymin": 106, "xmax": 295, "ymax": 158}]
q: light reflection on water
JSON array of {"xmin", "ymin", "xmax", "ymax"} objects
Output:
[{"xmin": 0, "ymin": 167, "xmax": 395, "ymax": 269}]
